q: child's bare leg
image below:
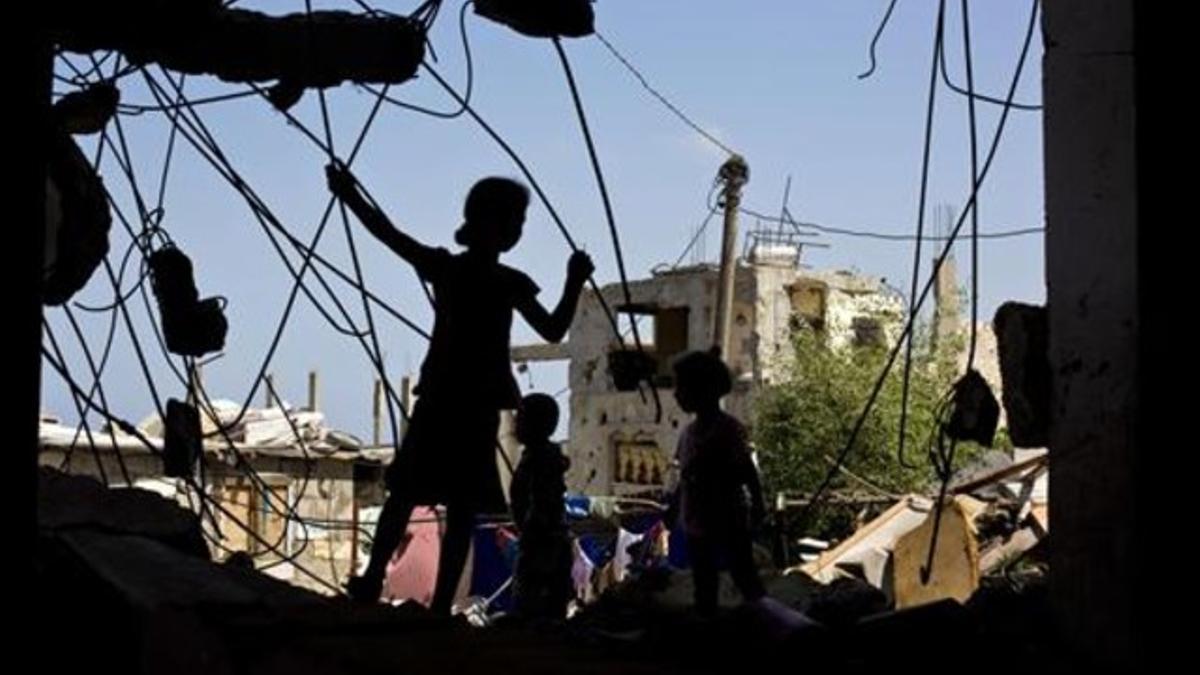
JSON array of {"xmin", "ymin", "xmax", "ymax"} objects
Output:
[
  {"xmin": 351, "ymin": 495, "xmax": 414, "ymax": 601},
  {"xmin": 431, "ymin": 503, "xmax": 475, "ymax": 615},
  {"xmin": 689, "ymin": 535, "xmax": 720, "ymax": 615},
  {"xmin": 727, "ymin": 529, "xmax": 766, "ymax": 602}
]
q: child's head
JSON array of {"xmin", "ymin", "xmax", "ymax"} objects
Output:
[
  {"xmin": 517, "ymin": 393, "xmax": 560, "ymax": 445},
  {"xmin": 455, "ymin": 177, "xmax": 529, "ymax": 253},
  {"xmin": 672, "ymin": 349, "xmax": 732, "ymax": 413}
]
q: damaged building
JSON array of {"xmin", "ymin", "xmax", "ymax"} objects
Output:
[
  {"xmin": 17, "ymin": 0, "xmax": 1153, "ymax": 668},
  {"xmin": 513, "ymin": 240, "xmax": 906, "ymax": 496},
  {"xmin": 37, "ymin": 387, "xmax": 391, "ymax": 595}
]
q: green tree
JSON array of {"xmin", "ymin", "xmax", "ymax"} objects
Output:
[{"xmin": 753, "ymin": 324, "xmax": 988, "ymax": 542}]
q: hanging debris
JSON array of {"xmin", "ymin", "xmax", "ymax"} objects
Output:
[
  {"xmin": 148, "ymin": 245, "xmax": 228, "ymax": 357},
  {"xmin": 473, "ymin": 0, "xmax": 595, "ymax": 39},
  {"xmin": 944, "ymin": 369, "xmax": 1000, "ymax": 447},
  {"xmin": 265, "ymin": 80, "xmax": 305, "ymax": 113},
  {"xmin": 53, "ymin": 1, "xmax": 426, "ymax": 89},
  {"xmin": 163, "ymin": 398, "xmax": 202, "ymax": 478},
  {"xmin": 608, "ymin": 348, "xmax": 657, "ymax": 392},
  {"xmin": 53, "ymin": 83, "xmax": 120, "ymax": 135},
  {"xmin": 993, "ymin": 302, "xmax": 1050, "ymax": 448},
  {"xmin": 43, "ymin": 130, "xmax": 112, "ymax": 306}
]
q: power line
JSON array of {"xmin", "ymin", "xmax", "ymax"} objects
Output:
[
  {"xmin": 672, "ymin": 195, "xmax": 720, "ymax": 268},
  {"xmin": 135, "ymin": 75, "xmax": 424, "ymax": 341},
  {"xmin": 794, "ymin": 0, "xmax": 1040, "ymax": 531},
  {"xmin": 45, "ymin": 72, "xmax": 360, "ymax": 588},
  {"xmin": 594, "ymin": 30, "xmax": 736, "ymax": 157},
  {"xmin": 897, "ymin": 0, "xmax": 945, "ymax": 472},
  {"xmin": 552, "ymin": 37, "xmax": 661, "ymax": 422},
  {"xmin": 304, "ymin": 0, "xmax": 404, "ymax": 464},
  {"xmin": 738, "ymin": 207, "xmax": 1043, "ymax": 241},
  {"xmin": 959, "ymin": 0, "xmax": 982, "ymax": 369},
  {"xmin": 138, "ymin": 68, "xmax": 428, "ymax": 434},
  {"xmin": 858, "ymin": 0, "xmax": 900, "ymax": 80},
  {"xmin": 190, "ymin": 365, "xmax": 318, "ymax": 564},
  {"xmin": 853, "ymin": 0, "xmax": 1041, "ymax": 111},
  {"xmin": 43, "ymin": 321, "xmax": 112, "ymax": 485},
  {"xmin": 60, "ymin": 364, "xmax": 342, "ymax": 593},
  {"xmin": 58, "ymin": 308, "xmax": 133, "ymax": 484},
  {"xmin": 921, "ymin": 0, "xmax": 984, "ymax": 585},
  {"xmin": 937, "ymin": 5, "xmax": 1041, "ymax": 112},
  {"xmin": 117, "ymin": 89, "xmax": 261, "ymax": 116},
  {"xmin": 62, "ymin": 119, "xmax": 140, "ymax": 463}
]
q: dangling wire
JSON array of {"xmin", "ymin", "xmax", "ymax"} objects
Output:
[
  {"xmin": 859, "ymin": 0, "xmax": 900, "ymax": 80},
  {"xmin": 896, "ymin": 0, "xmax": 945, "ymax": 471},
  {"xmin": 551, "ymin": 37, "xmax": 662, "ymax": 422}
]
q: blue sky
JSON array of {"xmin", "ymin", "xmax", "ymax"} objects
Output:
[{"xmin": 44, "ymin": 0, "xmax": 1045, "ymax": 442}]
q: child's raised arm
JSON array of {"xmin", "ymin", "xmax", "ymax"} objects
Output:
[
  {"xmin": 514, "ymin": 250, "xmax": 594, "ymax": 343},
  {"xmin": 326, "ymin": 163, "xmax": 445, "ymax": 279}
]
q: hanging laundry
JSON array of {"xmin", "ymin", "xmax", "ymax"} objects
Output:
[
  {"xmin": 627, "ymin": 520, "xmax": 669, "ymax": 572},
  {"xmin": 495, "ymin": 525, "xmax": 521, "ymax": 569},
  {"xmin": 571, "ymin": 538, "xmax": 596, "ymax": 604},
  {"xmin": 593, "ymin": 559, "xmax": 619, "ymax": 598},
  {"xmin": 575, "ymin": 533, "xmax": 614, "ymax": 568},
  {"xmin": 588, "ymin": 496, "xmax": 619, "ymax": 521},
  {"xmin": 612, "ymin": 528, "xmax": 645, "ymax": 583},
  {"xmin": 383, "ymin": 506, "xmax": 442, "ymax": 607}
]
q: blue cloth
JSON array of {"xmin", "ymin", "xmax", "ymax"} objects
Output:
[
  {"xmin": 564, "ymin": 494, "xmax": 591, "ymax": 519},
  {"xmin": 576, "ymin": 533, "xmax": 615, "ymax": 568},
  {"xmin": 469, "ymin": 527, "xmax": 514, "ymax": 611}
]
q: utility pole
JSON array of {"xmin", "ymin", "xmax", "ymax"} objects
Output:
[
  {"xmin": 372, "ymin": 378, "xmax": 383, "ymax": 446},
  {"xmin": 713, "ymin": 155, "xmax": 749, "ymax": 361},
  {"xmin": 264, "ymin": 373, "xmax": 278, "ymax": 408},
  {"xmin": 399, "ymin": 375, "xmax": 412, "ymax": 439},
  {"xmin": 307, "ymin": 370, "xmax": 319, "ymax": 412}
]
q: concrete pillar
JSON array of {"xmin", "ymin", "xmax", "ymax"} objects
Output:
[
  {"xmin": 1043, "ymin": 0, "xmax": 1139, "ymax": 666},
  {"xmin": 307, "ymin": 370, "xmax": 319, "ymax": 411}
]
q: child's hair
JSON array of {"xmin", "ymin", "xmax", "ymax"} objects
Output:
[
  {"xmin": 673, "ymin": 349, "xmax": 733, "ymax": 399},
  {"xmin": 518, "ymin": 393, "xmax": 560, "ymax": 443},
  {"xmin": 455, "ymin": 177, "xmax": 530, "ymax": 248}
]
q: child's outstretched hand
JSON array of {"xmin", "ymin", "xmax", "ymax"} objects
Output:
[
  {"xmin": 325, "ymin": 162, "xmax": 357, "ymax": 201},
  {"xmin": 567, "ymin": 250, "xmax": 595, "ymax": 285}
]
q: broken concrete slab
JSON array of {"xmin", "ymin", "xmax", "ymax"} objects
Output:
[
  {"xmin": 980, "ymin": 527, "xmax": 1042, "ymax": 574},
  {"xmin": 993, "ymin": 302, "xmax": 1051, "ymax": 447},
  {"xmin": 44, "ymin": 130, "xmax": 111, "ymax": 306},
  {"xmin": 892, "ymin": 498, "xmax": 980, "ymax": 609},
  {"xmin": 39, "ymin": 467, "xmax": 208, "ymax": 558},
  {"xmin": 805, "ymin": 576, "xmax": 889, "ymax": 628},
  {"xmin": 798, "ymin": 495, "xmax": 932, "ymax": 584},
  {"xmin": 53, "ymin": 1, "xmax": 425, "ymax": 88}
]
